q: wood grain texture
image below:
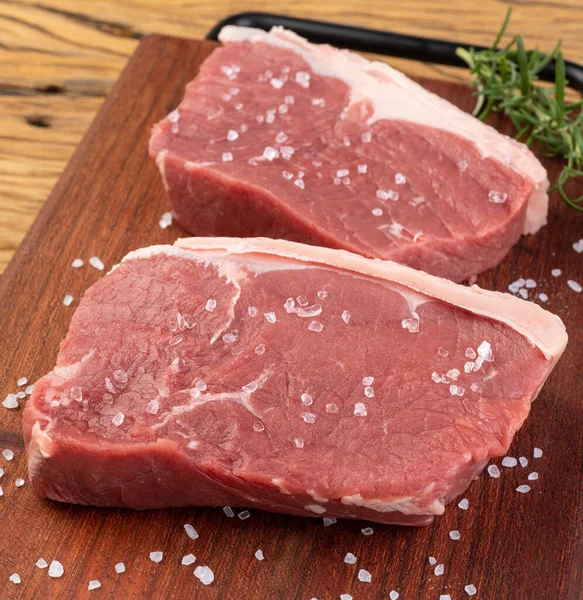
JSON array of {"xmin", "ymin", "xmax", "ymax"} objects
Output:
[
  {"xmin": 1, "ymin": 0, "xmax": 583, "ymax": 272},
  {"xmin": 0, "ymin": 36, "xmax": 582, "ymax": 600}
]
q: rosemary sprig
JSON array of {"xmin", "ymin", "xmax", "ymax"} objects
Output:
[{"xmin": 456, "ymin": 8, "xmax": 583, "ymax": 211}]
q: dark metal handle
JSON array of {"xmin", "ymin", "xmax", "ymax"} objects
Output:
[{"xmin": 206, "ymin": 11, "xmax": 583, "ymax": 93}]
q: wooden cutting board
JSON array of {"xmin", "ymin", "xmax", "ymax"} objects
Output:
[{"xmin": 0, "ymin": 36, "xmax": 581, "ymax": 600}]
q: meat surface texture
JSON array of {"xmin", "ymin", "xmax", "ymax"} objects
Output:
[
  {"xmin": 24, "ymin": 238, "xmax": 566, "ymax": 525},
  {"xmin": 149, "ymin": 26, "xmax": 549, "ymax": 282}
]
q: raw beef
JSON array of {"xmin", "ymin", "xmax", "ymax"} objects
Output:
[
  {"xmin": 149, "ymin": 27, "xmax": 549, "ymax": 282},
  {"xmin": 24, "ymin": 238, "xmax": 566, "ymax": 525}
]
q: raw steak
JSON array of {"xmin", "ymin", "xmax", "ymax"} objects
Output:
[
  {"xmin": 24, "ymin": 238, "xmax": 566, "ymax": 525},
  {"xmin": 149, "ymin": 27, "xmax": 549, "ymax": 282}
]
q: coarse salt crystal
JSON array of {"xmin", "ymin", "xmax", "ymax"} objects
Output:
[
  {"xmin": 440, "ymin": 595, "xmax": 451, "ymax": 600},
  {"xmin": 182, "ymin": 554, "xmax": 196, "ymax": 566},
  {"xmin": 357, "ymin": 164, "xmax": 368, "ymax": 174},
  {"xmin": 295, "ymin": 71, "xmax": 310, "ymax": 87},
  {"xmin": 248, "ymin": 306, "xmax": 257, "ymax": 317},
  {"xmin": 465, "ymin": 584, "xmax": 477, "ymax": 596},
  {"xmin": 465, "ymin": 347, "xmax": 476, "ymax": 359},
  {"xmin": 71, "ymin": 258, "xmax": 83, "ymax": 268},
  {"xmin": 149, "ymin": 551, "xmax": 163, "ymax": 563},
  {"xmin": 528, "ymin": 472, "xmax": 539, "ymax": 480},
  {"xmin": 488, "ymin": 190, "xmax": 508, "ymax": 204},
  {"xmin": 184, "ymin": 524, "xmax": 199, "ymax": 539},
  {"xmin": 446, "ymin": 368, "xmax": 460, "ymax": 381},
  {"xmin": 354, "ymin": 402, "xmax": 367, "ymax": 416},
  {"xmin": 568, "ymin": 280, "xmax": 582, "ymax": 293},
  {"xmin": 573, "ymin": 239, "xmax": 583, "ymax": 253},
  {"xmin": 308, "ymin": 321, "xmax": 323, "ymax": 332},
  {"xmin": 294, "ymin": 437, "xmax": 304, "ymax": 448},
  {"xmin": 88, "ymin": 580, "xmax": 101, "ymax": 591},
  {"xmin": 341, "ymin": 310, "xmax": 351, "ymax": 324},
  {"xmin": 89, "ymin": 256, "xmax": 104, "ymax": 270},
  {"xmin": 516, "ymin": 484, "xmax": 531, "ymax": 493},
  {"xmin": 390, "ymin": 592, "xmax": 399, "ymax": 600},
  {"xmin": 372, "ymin": 207, "xmax": 383, "ymax": 216},
  {"xmin": 195, "ymin": 380, "xmax": 207, "ymax": 392},
  {"xmin": 301, "ymin": 393, "xmax": 313, "ymax": 406},
  {"xmin": 238, "ymin": 510, "xmax": 250, "ymax": 520},
  {"xmin": 222, "ymin": 152, "xmax": 233, "ymax": 162},
  {"xmin": 449, "ymin": 530, "xmax": 460, "ymax": 540},
  {"xmin": 255, "ymin": 549, "xmax": 264, "ymax": 561},
  {"xmin": 429, "ymin": 556, "xmax": 437, "ymax": 565},
  {"xmin": 401, "ymin": 317, "xmax": 419, "ymax": 333},
  {"xmin": 525, "ymin": 279, "xmax": 537, "ymax": 288},
  {"xmin": 358, "ymin": 569, "xmax": 372, "ymax": 583},
  {"xmin": 281, "ymin": 146, "xmax": 295, "ymax": 160},
  {"xmin": 340, "ymin": 595, "xmax": 353, "ymax": 600},
  {"xmin": 25, "ymin": 385, "xmax": 34, "ymax": 395},
  {"xmin": 9, "ymin": 573, "xmax": 21, "ymax": 584},
  {"xmin": 263, "ymin": 146, "xmax": 279, "ymax": 161},
  {"xmin": 264, "ymin": 312, "xmax": 276, "ymax": 323},
  {"xmin": 361, "ymin": 527, "xmax": 374, "ymax": 536},
  {"xmin": 344, "ymin": 552, "xmax": 357, "ymax": 564},
  {"xmin": 2, "ymin": 394, "xmax": 18, "ymax": 409},
  {"xmin": 538, "ymin": 293, "xmax": 549, "ymax": 302},
  {"xmin": 16, "ymin": 391, "xmax": 26, "ymax": 399},
  {"xmin": 194, "ymin": 565, "xmax": 214, "ymax": 585},
  {"xmin": 282, "ymin": 170, "xmax": 293, "ymax": 180},
  {"xmin": 205, "ymin": 299, "xmax": 216, "ymax": 312},
  {"xmin": 464, "ymin": 361, "xmax": 475, "ymax": 373},
  {"xmin": 317, "ymin": 290, "xmax": 328, "ymax": 299},
  {"xmin": 49, "ymin": 561, "xmax": 64, "ymax": 578},
  {"xmin": 323, "ymin": 517, "xmax": 336, "ymax": 527},
  {"xmin": 395, "ymin": 172, "xmax": 406, "ymax": 184},
  {"xmin": 301, "ymin": 412, "xmax": 316, "ymax": 424},
  {"xmin": 253, "ymin": 422, "xmax": 265, "ymax": 432},
  {"xmin": 115, "ymin": 562, "xmax": 125, "ymax": 573},
  {"xmin": 242, "ymin": 382, "xmax": 258, "ymax": 393},
  {"xmin": 296, "ymin": 295, "xmax": 308, "ymax": 306},
  {"xmin": 431, "ymin": 372, "xmax": 441, "ymax": 383},
  {"xmin": 519, "ymin": 456, "xmax": 528, "ymax": 467},
  {"xmin": 0, "ymin": 468, "xmax": 3, "ymax": 477},
  {"xmin": 362, "ymin": 376, "xmax": 374, "ymax": 386},
  {"xmin": 63, "ymin": 294, "xmax": 74, "ymax": 307},
  {"xmin": 518, "ymin": 288, "xmax": 529, "ymax": 299},
  {"xmin": 223, "ymin": 506, "xmax": 235, "ymax": 517},
  {"xmin": 223, "ymin": 332, "xmax": 237, "ymax": 343},
  {"xmin": 552, "ymin": 268, "xmax": 562, "ymax": 277},
  {"xmin": 376, "ymin": 189, "xmax": 389, "ymax": 201},
  {"xmin": 270, "ymin": 78, "xmax": 283, "ymax": 89},
  {"xmin": 449, "ymin": 384, "xmax": 458, "ymax": 396},
  {"xmin": 158, "ymin": 212, "xmax": 172, "ymax": 229},
  {"xmin": 488, "ymin": 464, "xmax": 500, "ymax": 478},
  {"xmin": 458, "ymin": 498, "xmax": 469, "ymax": 510},
  {"xmin": 226, "ymin": 129, "xmax": 239, "ymax": 142},
  {"xmin": 326, "ymin": 403, "xmax": 339, "ymax": 414},
  {"xmin": 255, "ymin": 344, "xmax": 266, "ymax": 355},
  {"xmin": 534, "ymin": 447, "xmax": 543, "ymax": 458},
  {"xmin": 502, "ymin": 456, "xmax": 518, "ymax": 467},
  {"xmin": 361, "ymin": 131, "xmax": 372, "ymax": 143},
  {"xmin": 3, "ymin": 449, "xmax": 14, "ymax": 461},
  {"xmin": 112, "ymin": 412, "xmax": 124, "ymax": 426},
  {"xmin": 36, "ymin": 558, "xmax": 48, "ymax": 569},
  {"xmin": 17, "ymin": 377, "xmax": 27, "ymax": 386},
  {"xmin": 15, "ymin": 478, "xmax": 25, "ymax": 487},
  {"xmin": 294, "ymin": 179, "xmax": 305, "ymax": 189},
  {"xmin": 336, "ymin": 169, "xmax": 349, "ymax": 178},
  {"xmin": 275, "ymin": 131, "xmax": 288, "ymax": 144},
  {"xmin": 435, "ymin": 564, "xmax": 444, "ymax": 576}
]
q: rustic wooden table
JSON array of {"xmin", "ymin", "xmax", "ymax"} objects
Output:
[{"xmin": 0, "ymin": 0, "xmax": 581, "ymax": 274}]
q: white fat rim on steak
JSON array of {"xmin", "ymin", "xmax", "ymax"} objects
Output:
[
  {"xmin": 149, "ymin": 237, "xmax": 566, "ymax": 361},
  {"xmin": 218, "ymin": 25, "xmax": 549, "ymax": 236}
]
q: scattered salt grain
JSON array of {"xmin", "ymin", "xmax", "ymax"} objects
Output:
[
  {"xmin": 429, "ymin": 556, "xmax": 437, "ymax": 565},
  {"xmin": 458, "ymin": 498, "xmax": 469, "ymax": 510},
  {"xmin": 372, "ymin": 207, "xmax": 383, "ymax": 216},
  {"xmin": 326, "ymin": 403, "xmax": 339, "ymax": 414},
  {"xmin": 538, "ymin": 293, "xmax": 549, "ymax": 302},
  {"xmin": 63, "ymin": 294, "xmax": 74, "ymax": 307},
  {"xmin": 525, "ymin": 279, "xmax": 537, "ymax": 288},
  {"xmin": 449, "ymin": 530, "xmax": 460, "ymax": 540},
  {"xmin": 205, "ymin": 299, "xmax": 216, "ymax": 312},
  {"xmin": 227, "ymin": 129, "xmax": 239, "ymax": 142},
  {"xmin": 465, "ymin": 347, "xmax": 477, "ymax": 359},
  {"xmin": 519, "ymin": 456, "xmax": 528, "ymax": 467},
  {"xmin": 0, "ymin": 468, "xmax": 3, "ymax": 477},
  {"xmin": 317, "ymin": 290, "xmax": 328, "ymax": 299},
  {"xmin": 361, "ymin": 527, "xmax": 374, "ymax": 536},
  {"xmin": 308, "ymin": 321, "xmax": 323, "ymax": 332},
  {"xmin": 282, "ymin": 170, "xmax": 293, "ymax": 180},
  {"xmin": 464, "ymin": 361, "xmax": 475, "ymax": 373},
  {"xmin": 358, "ymin": 569, "xmax": 372, "ymax": 583},
  {"xmin": 395, "ymin": 173, "xmax": 406, "ymax": 184},
  {"xmin": 294, "ymin": 179, "xmax": 305, "ymax": 189},
  {"xmin": 518, "ymin": 288, "xmax": 529, "ymax": 299},
  {"xmin": 401, "ymin": 317, "xmax": 420, "ymax": 333},
  {"xmin": 115, "ymin": 562, "xmax": 125, "ymax": 573},
  {"xmin": 488, "ymin": 190, "xmax": 507, "ymax": 204},
  {"xmin": 390, "ymin": 592, "xmax": 399, "ymax": 600},
  {"xmin": 25, "ymin": 385, "xmax": 34, "ymax": 395},
  {"xmin": 255, "ymin": 344, "xmax": 266, "ymax": 356},
  {"xmin": 255, "ymin": 549, "xmax": 264, "ymax": 561},
  {"xmin": 296, "ymin": 295, "xmax": 308, "ymax": 306},
  {"xmin": 344, "ymin": 552, "xmax": 357, "ymax": 564},
  {"xmin": 253, "ymin": 422, "xmax": 265, "ymax": 432},
  {"xmin": 323, "ymin": 517, "xmax": 337, "ymax": 527},
  {"xmin": 449, "ymin": 384, "xmax": 458, "ymax": 396},
  {"xmin": 158, "ymin": 212, "xmax": 173, "ymax": 229},
  {"xmin": 223, "ymin": 506, "xmax": 235, "ymax": 517},
  {"xmin": 488, "ymin": 464, "xmax": 500, "ymax": 478},
  {"xmin": 435, "ymin": 564, "xmax": 444, "ymax": 576},
  {"xmin": 16, "ymin": 391, "xmax": 26, "ymax": 399},
  {"xmin": 341, "ymin": 310, "xmax": 351, "ymax": 324},
  {"xmin": 89, "ymin": 256, "xmax": 104, "ymax": 270},
  {"xmin": 534, "ymin": 447, "xmax": 543, "ymax": 458},
  {"xmin": 17, "ymin": 377, "xmax": 27, "ymax": 386},
  {"xmin": 573, "ymin": 239, "xmax": 583, "ymax": 253},
  {"xmin": 15, "ymin": 478, "xmax": 25, "ymax": 487},
  {"xmin": 264, "ymin": 312, "xmax": 276, "ymax": 323},
  {"xmin": 376, "ymin": 189, "xmax": 389, "ymax": 201},
  {"xmin": 568, "ymin": 280, "xmax": 582, "ymax": 293},
  {"xmin": 357, "ymin": 164, "xmax": 368, "ymax": 174},
  {"xmin": 446, "ymin": 368, "xmax": 460, "ymax": 381},
  {"xmin": 36, "ymin": 558, "xmax": 48, "ymax": 569},
  {"xmin": 223, "ymin": 332, "xmax": 237, "ymax": 343},
  {"xmin": 112, "ymin": 412, "xmax": 124, "ymax": 427},
  {"xmin": 9, "ymin": 573, "xmax": 21, "ymax": 585},
  {"xmin": 440, "ymin": 595, "xmax": 451, "ymax": 600},
  {"xmin": 0, "ymin": 486, "xmax": 3, "ymax": 496},
  {"xmin": 301, "ymin": 412, "xmax": 316, "ymax": 424},
  {"xmin": 465, "ymin": 584, "xmax": 477, "ymax": 596},
  {"xmin": 182, "ymin": 554, "xmax": 196, "ymax": 566},
  {"xmin": 354, "ymin": 402, "xmax": 367, "ymax": 416},
  {"xmin": 88, "ymin": 580, "xmax": 101, "ymax": 591},
  {"xmin": 431, "ymin": 372, "xmax": 441, "ymax": 383},
  {"xmin": 362, "ymin": 376, "xmax": 374, "ymax": 386},
  {"xmin": 2, "ymin": 394, "xmax": 18, "ymax": 409},
  {"xmin": 361, "ymin": 131, "xmax": 372, "ymax": 143},
  {"xmin": 194, "ymin": 565, "xmax": 214, "ymax": 585},
  {"xmin": 238, "ymin": 510, "xmax": 250, "ymax": 520},
  {"xmin": 49, "ymin": 561, "xmax": 64, "ymax": 578},
  {"xmin": 149, "ymin": 551, "xmax": 163, "ymax": 563},
  {"xmin": 184, "ymin": 524, "xmax": 199, "ymax": 540},
  {"xmin": 263, "ymin": 146, "xmax": 279, "ymax": 161},
  {"xmin": 502, "ymin": 456, "xmax": 518, "ymax": 468},
  {"xmin": 301, "ymin": 393, "xmax": 313, "ymax": 406},
  {"xmin": 248, "ymin": 306, "xmax": 257, "ymax": 317},
  {"xmin": 294, "ymin": 437, "xmax": 305, "ymax": 448},
  {"xmin": 516, "ymin": 485, "xmax": 531, "ymax": 494},
  {"xmin": 528, "ymin": 472, "xmax": 539, "ymax": 480},
  {"xmin": 71, "ymin": 258, "xmax": 83, "ymax": 268},
  {"xmin": 340, "ymin": 595, "xmax": 353, "ymax": 600},
  {"xmin": 3, "ymin": 449, "xmax": 14, "ymax": 461}
]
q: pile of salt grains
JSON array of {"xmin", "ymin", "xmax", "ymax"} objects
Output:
[{"xmin": 1, "ymin": 440, "xmax": 544, "ymax": 598}]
